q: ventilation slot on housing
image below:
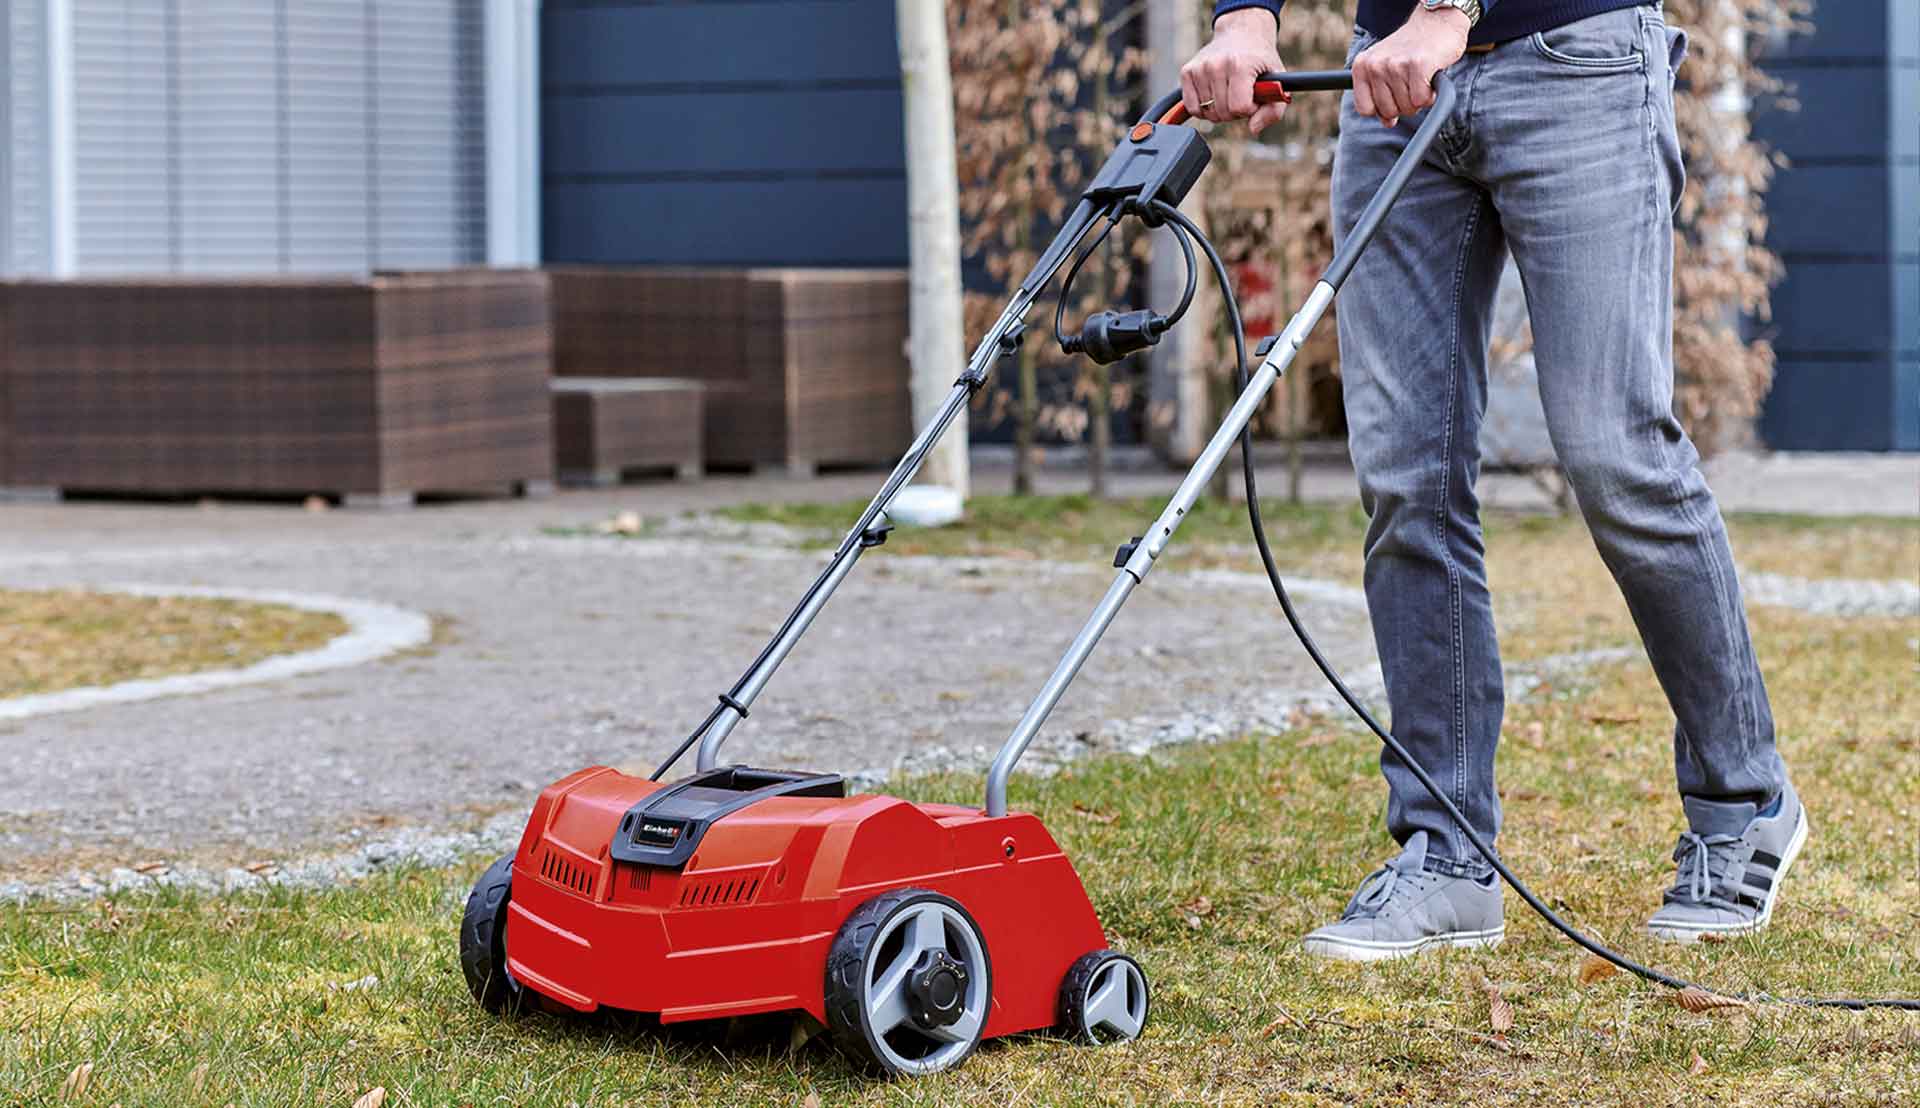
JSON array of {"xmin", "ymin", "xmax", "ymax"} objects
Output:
[
  {"xmin": 676, "ymin": 872, "xmax": 764, "ymax": 909},
  {"xmin": 539, "ymin": 847, "xmax": 597, "ymax": 898}
]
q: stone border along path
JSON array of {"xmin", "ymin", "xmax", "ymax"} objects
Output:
[
  {"xmin": 0, "ymin": 526, "xmax": 1913, "ymax": 903},
  {"xmin": 0, "ymin": 585, "xmax": 432, "ymax": 721}
]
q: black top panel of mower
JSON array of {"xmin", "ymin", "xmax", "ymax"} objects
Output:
[{"xmin": 608, "ymin": 766, "xmax": 845, "ymax": 868}]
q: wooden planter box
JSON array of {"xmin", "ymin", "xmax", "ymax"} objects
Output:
[
  {"xmin": 0, "ymin": 271, "xmax": 554, "ymax": 505},
  {"xmin": 548, "ymin": 267, "xmax": 912, "ymax": 475},
  {"xmin": 551, "ymin": 377, "xmax": 704, "ymax": 485}
]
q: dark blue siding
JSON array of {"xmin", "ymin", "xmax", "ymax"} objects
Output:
[
  {"xmin": 1754, "ymin": 0, "xmax": 1918, "ymax": 450},
  {"xmin": 541, "ymin": 0, "xmax": 908, "ymax": 267}
]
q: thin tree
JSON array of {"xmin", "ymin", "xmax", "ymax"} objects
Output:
[{"xmin": 896, "ymin": 0, "xmax": 970, "ymax": 499}]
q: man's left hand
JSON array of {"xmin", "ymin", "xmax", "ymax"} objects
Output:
[{"xmin": 1351, "ymin": 5, "xmax": 1470, "ymax": 127}]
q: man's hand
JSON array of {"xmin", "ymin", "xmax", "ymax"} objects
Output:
[
  {"xmin": 1351, "ymin": 5, "xmax": 1469, "ymax": 127},
  {"xmin": 1180, "ymin": 9, "xmax": 1289, "ymax": 136}
]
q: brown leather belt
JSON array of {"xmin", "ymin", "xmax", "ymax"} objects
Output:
[{"xmin": 1464, "ymin": 42, "xmax": 1499, "ymax": 53}]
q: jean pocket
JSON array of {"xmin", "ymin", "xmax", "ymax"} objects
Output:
[
  {"xmin": 1346, "ymin": 27, "xmax": 1375, "ymax": 66},
  {"xmin": 1665, "ymin": 25, "xmax": 1689, "ymax": 90},
  {"xmin": 1530, "ymin": 10, "xmax": 1645, "ymax": 72}
]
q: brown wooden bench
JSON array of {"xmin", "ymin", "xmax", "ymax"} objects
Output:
[{"xmin": 550, "ymin": 377, "xmax": 704, "ymax": 486}]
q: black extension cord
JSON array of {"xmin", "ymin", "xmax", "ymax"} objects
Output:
[{"xmin": 1144, "ymin": 198, "xmax": 1918, "ymax": 1012}]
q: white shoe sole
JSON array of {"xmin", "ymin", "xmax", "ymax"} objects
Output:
[
  {"xmin": 1647, "ymin": 809, "xmax": 1810, "ymax": 944},
  {"xmin": 1302, "ymin": 925, "xmax": 1506, "ymax": 963}
]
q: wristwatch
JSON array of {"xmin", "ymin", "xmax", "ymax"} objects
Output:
[{"xmin": 1419, "ymin": 0, "xmax": 1484, "ymax": 26}]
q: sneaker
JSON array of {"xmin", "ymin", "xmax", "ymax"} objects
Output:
[
  {"xmin": 1301, "ymin": 831, "xmax": 1505, "ymax": 962},
  {"xmin": 1647, "ymin": 780, "xmax": 1809, "ymax": 944}
]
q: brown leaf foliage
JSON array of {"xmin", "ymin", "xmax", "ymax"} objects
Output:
[{"xmin": 951, "ymin": 0, "xmax": 1806, "ymax": 454}]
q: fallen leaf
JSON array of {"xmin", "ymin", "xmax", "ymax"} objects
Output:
[
  {"xmin": 1578, "ymin": 954, "xmax": 1619, "ymax": 986},
  {"xmin": 188, "ymin": 1062, "xmax": 209, "ymax": 1094},
  {"xmin": 598, "ymin": 510, "xmax": 643, "ymax": 535},
  {"xmin": 59, "ymin": 1062, "xmax": 92, "ymax": 1100},
  {"xmin": 1586, "ymin": 711, "xmax": 1642, "ymax": 725},
  {"xmin": 133, "ymin": 861, "xmax": 170, "ymax": 876},
  {"xmin": 1181, "ymin": 896, "xmax": 1214, "ymax": 917},
  {"xmin": 244, "ymin": 860, "xmax": 278, "ymax": 876},
  {"xmin": 1071, "ymin": 803, "xmax": 1116, "ymax": 825},
  {"xmin": 1484, "ymin": 984, "xmax": 1514, "ymax": 1034},
  {"xmin": 1672, "ymin": 986, "xmax": 1748, "ymax": 1013},
  {"xmin": 800, "ymin": 1093, "xmax": 822, "ymax": 1108},
  {"xmin": 1689, "ymin": 1050, "xmax": 1710, "ymax": 1076},
  {"xmin": 351, "ymin": 1088, "xmax": 386, "ymax": 1108}
]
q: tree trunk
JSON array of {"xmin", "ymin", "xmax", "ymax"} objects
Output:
[
  {"xmin": 895, "ymin": 0, "xmax": 969, "ymax": 499},
  {"xmin": 1087, "ymin": 39, "xmax": 1113, "ymax": 500}
]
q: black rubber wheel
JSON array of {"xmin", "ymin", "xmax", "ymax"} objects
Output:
[
  {"xmin": 824, "ymin": 887, "xmax": 992, "ymax": 1078},
  {"xmin": 1057, "ymin": 949, "xmax": 1150, "ymax": 1044},
  {"xmin": 459, "ymin": 853, "xmax": 526, "ymax": 1015}
]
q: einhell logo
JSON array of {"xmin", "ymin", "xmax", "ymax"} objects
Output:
[{"xmin": 635, "ymin": 820, "xmax": 685, "ymax": 848}]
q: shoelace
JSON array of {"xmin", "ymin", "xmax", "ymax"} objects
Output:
[
  {"xmin": 1343, "ymin": 849, "xmax": 1431, "ymax": 919},
  {"xmin": 1670, "ymin": 830, "xmax": 1743, "ymax": 906}
]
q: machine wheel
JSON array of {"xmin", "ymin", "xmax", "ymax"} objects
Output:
[
  {"xmin": 459, "ymin": 853, "xmax": 526, "ymax": 1015},
  {"xmin": 824, "ymin": 887, "xmax": 992, "ymax": 1077},
  {"xmin": 1057, "ymin": 949, "xmax": 1149, "ymax": 1044}
]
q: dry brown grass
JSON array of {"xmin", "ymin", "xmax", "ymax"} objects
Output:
[{"xmin": 0, "ymin": 588, "xmax": 346, "ymax": 699}]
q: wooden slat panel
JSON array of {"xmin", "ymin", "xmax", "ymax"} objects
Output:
[
  {"xmin": 541, "ymin": 0, "xmax": 900, "ymax": 87},
  {"xmin": 542, "ymin": 88, "xmax": 903, "ymax": 176},
  {"xmin": 544, "ymin": 180, "xmax": 906, "ymax": 266}
]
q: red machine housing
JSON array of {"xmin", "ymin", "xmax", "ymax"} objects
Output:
[{"xmin": 503, "ymin": 765, "xmax": 1108, "ymax": 1036}]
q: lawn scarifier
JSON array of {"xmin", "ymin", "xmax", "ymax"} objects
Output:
[{"xmin": 458, "ymin": 68, "xmax": 1915, "ymax": 1082}]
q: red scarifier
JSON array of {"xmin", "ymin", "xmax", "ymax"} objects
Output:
[
  {"xmin": 461, "ymin": 71, "xmax": 1368, "ymax": 1078},
  {"xmin": 463, "ymin": 764, "xmax": 1138, "ymax": 1076},
  {"xmin": 505, "ymin": 766, "xmax": 1103, "ymax": 1029}
]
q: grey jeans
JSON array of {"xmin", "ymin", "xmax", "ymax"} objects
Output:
[{"xmin": 1330, "ymin": 3, "xmax": 1785, "ymax": 875}]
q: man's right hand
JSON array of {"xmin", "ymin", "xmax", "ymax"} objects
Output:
[{"xmin": 1179, "ymin": 9, "xmax": 1288, "ymax": 136}]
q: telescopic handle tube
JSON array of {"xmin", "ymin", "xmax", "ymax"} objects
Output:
[{"xmin": 983, "ymin": 73, "xmax": 1458, "ymax": 818}]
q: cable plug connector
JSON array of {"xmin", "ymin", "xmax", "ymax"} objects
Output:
[{"xmin": 1061, "ymin": 309, "xmax": 1169, "ymax": 365}]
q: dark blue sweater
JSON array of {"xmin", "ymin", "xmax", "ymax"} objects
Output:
[{"xmin": 1214, "ymin": 0, "xmax": 1648, "ymax": 48}]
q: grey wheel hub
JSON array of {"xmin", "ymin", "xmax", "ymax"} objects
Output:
[
  {"xmin": 906, "ymin": 949, "xmax": 969, "ymax": 1029},
  {"xmin": 1082, "ymin": 958, "xmax": 1147, "ymax": 1040},
  {"xmin": 863, "ymin": 901, "xmax": 989, "ymax": 1073}
]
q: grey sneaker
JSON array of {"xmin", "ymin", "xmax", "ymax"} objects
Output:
[
  {"xmin": 1302, "ymin": 832, "xmax": 1505, "ymax": 962},
  {"xmin": 1647, "ymin": 781, "xmax": 1809, "ymax": 944}
]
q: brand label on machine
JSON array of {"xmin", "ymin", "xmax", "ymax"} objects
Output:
[{"xmin": 634, "ymin": 819, "xmax": 685, "ymax": 848}]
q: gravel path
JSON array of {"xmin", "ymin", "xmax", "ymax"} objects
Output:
[
  {"xmin": 0, "ymin": 453, "xmax": 1910, "ymax": 898},
  {"xmin": 0, "ymin": 498, "xmax": 1378, "ymax": 882}
]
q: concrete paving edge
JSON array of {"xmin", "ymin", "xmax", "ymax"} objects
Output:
[{"xmin": 0, "ymin": 584, "xmax": 433, "ymax": 722}]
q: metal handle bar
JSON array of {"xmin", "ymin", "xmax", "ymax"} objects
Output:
[{"xmin": 984, "ymin": 73, "xmax": 1459, "ymax": 816}]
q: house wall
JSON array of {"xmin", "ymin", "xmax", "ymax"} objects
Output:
[
  {"xmin": 539, "ymin": 0, "xmax": 908, "ymax": 267},
  {"xmin": 1, "ymin": 0, "xmax": 493, "ymax": 277},
  {"xmin": 1753, "ymin": 0, "xmax": 1918, "ymax": 451}
]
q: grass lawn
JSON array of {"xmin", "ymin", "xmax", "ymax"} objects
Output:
[
  {"xmin": 0, "ymin": 588, "xmax": 346, "ymax": 700},
  {"xmin": 3, "ymin": 500, "xmax": 1915, "ymax": 1105}
]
